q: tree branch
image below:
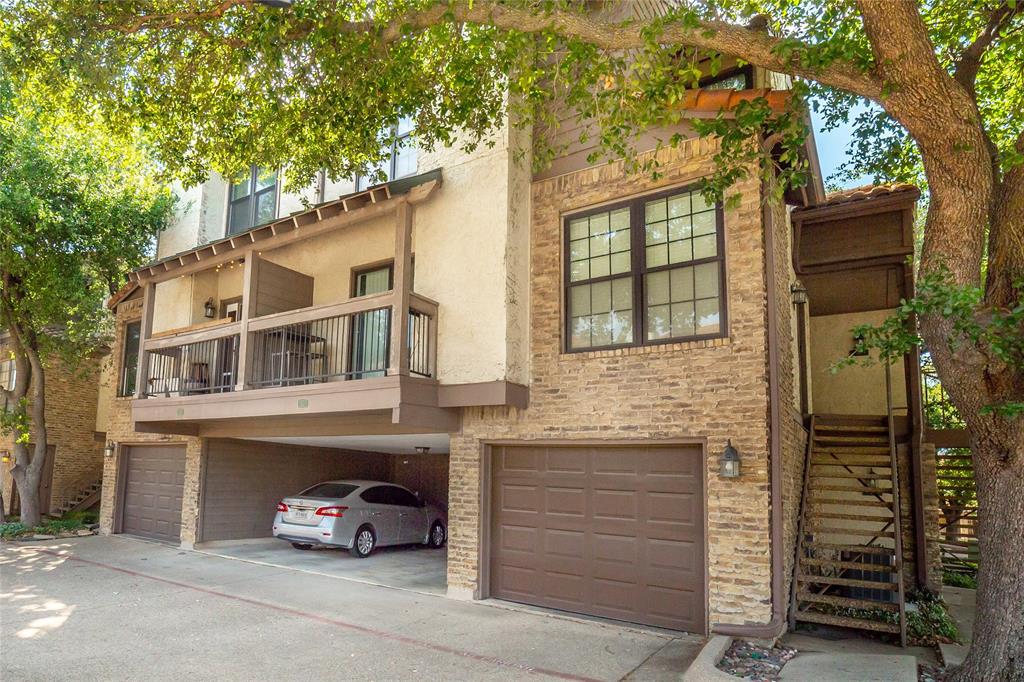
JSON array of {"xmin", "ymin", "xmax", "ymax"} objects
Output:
[
  {"xmin": 953, "ymin": 2, "xmax": 1020, "ymax": 95},
  {"xmin": 97, "ymin": 0, "xmax": 884, "ymax": 101}
]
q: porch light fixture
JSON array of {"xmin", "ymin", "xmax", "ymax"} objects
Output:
[
  {"xmin": 790, "ymin": 281, "xmax": 807, "ymax": 305},
  {"xmin": 718, "ymin": 440, "xmax": 741, "ymax": 478},
  {"xmin": 103, "ymin": 441, "xmax": 116, "ymax": 458},
  {"xmin": 0, "ymin": 451, "xmax": 10, "ymax": 464},
  {"xmin": 204, "ymin": 298, "xmax": 216, "ymax": 318}
]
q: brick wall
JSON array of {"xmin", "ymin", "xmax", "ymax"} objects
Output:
[
  {"xmin": 1, "ymin": 349, "xmax": 104, "ymax": 516},
  {"xmin": 768, "ymin": 183, "xmax": 811, "ymax": 620},
  {"xmin": 447, "ymin": 140, "xmax": 779, "ymax": 627},
  {"xmin": 98, "ymin": 297, "xmax": 200, "ymax": 540}
]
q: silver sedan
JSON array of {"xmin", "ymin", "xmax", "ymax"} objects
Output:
[{"xmin": 272, "ymin": 480, "xmax": 447, "ymax": 558}]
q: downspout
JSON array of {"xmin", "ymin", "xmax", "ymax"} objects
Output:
[{"xmin": 712, "ymin": 174, "xmax": 787, "ymax": 640}]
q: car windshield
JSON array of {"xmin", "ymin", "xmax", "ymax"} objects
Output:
[{"xmin": 298, "ymin": 483, "xmax": 358, "ymax": 499}]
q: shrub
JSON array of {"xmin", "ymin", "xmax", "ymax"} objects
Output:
[
  {"xmin": 906, "ymin": 589, "xmax": 960, "ymax": 645},
  {"xmin": 943, "ymin": 571, "xmax": 977, "ymax": 589},
  {"xmin": 0, "ymin": 522, "xmax": 29, "ymax": 539}
]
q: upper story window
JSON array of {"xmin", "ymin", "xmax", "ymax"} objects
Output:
[
  {"xmin": 0, "ymin": 356, "xmax": 14, "ymax": 388},
  {"xmin": 700, "ymin": 66, "xmax": 753, "ymax": 91},
  {"xmin": 118, "ymin": 321, "xmax": 141, "ymax": 397},
  {"xmin": 356, "ymin": 117, "xmax": 416, "ymax": 191},
  {"xmin": 228, "ymin": 166, "xmax": 278, "ymax": 235},
  {"xmin": 564, "ymin": 186, "xmax": 727, "ymax": 352}
]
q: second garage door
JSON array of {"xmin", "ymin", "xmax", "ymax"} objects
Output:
[
  {"xmin": 121, "ymin": 445, "xmax": 185, "ymax": 543},
  {"xmin": 490, "ymin": 444, "xmax": 705, "ymax": 633}
]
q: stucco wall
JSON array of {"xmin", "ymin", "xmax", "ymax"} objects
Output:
[
  {"xmin": 809, "ymin": 310, "xmax": 908, "ymax": 416},
  {"xmin": 447, "ymin": 141, "xmax": 777, "ymax": 628}
]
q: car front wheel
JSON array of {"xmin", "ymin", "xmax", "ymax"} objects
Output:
[
  {"xmin": 350, "ymin": 526, "xmax": 376, "ymax": 558},
  {"xmin": 428, "ymin": 521, "xmax": 446, "ymax": 548}
]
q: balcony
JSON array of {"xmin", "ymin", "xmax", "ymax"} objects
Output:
[
  {"xmin": 141, "ymin": 292, "xmax": 435, "ymax": 395},
  {"xmin": 126, "ymin": 172, "xmax": 482, "ymax": 438}
]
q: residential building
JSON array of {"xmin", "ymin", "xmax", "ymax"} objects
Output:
[
  {"xmin": 95, "ymin": 62, "xmax": 943, "ymax": 641},
  {"xmin": 0, "ymin": 342, "xmax": 107, "ymax": 518}
]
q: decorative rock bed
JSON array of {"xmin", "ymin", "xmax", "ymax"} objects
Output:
[{"xmin": 715, "ymin": 639, "xmax": 798, "ymax": 681}]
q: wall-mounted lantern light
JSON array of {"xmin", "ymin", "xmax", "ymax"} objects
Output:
[
  {"xmin": 718, "ymin": 440, "xmax": 741, "ymax": 478},
  {"xmin": 0, "ymin": 451, "xmax": 10, "ymax": 464},
  {"xmin": 104, "ymin": 441, "xmax": 116, "ymax": 458},
  {"xmin": 790, "ymin": 281, "xmax": 808, "ymax": 305},
  {"xmin": 204, "ymin": 298, "xmax": 216, "ymax": 319}
]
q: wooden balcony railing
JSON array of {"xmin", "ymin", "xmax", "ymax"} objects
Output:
[{"xmin": 139, "ymin": 291, "xmax": 437, "ymax": 398}]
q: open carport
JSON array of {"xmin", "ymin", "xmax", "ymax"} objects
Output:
[
  {"xmin": 194, "ymin": 434, "xmax": 450, "ymax": 594},
  {"xmin": 197, "ymin": 538, "xmax": 447, "ymax": 595}
]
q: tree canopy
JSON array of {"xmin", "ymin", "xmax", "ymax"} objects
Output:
[{"xmin": 0, "ymin": 81, "xmax": 174, "ymax": 366}]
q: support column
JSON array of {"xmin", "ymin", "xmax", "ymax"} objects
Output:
[
  {"xmin": 134, "ymin": 282, "xmax": 155, "ymax": 399},
  {"xmin": 388, "ymin": 200, "xmax": 413, "ymax": 376},
  {"xmin": 235, "ymin": 252, "xmax": 260, "ymax": 390}
]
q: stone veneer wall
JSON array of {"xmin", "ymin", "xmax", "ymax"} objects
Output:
[
  {"xmin": 2, "ymin": 350, "xmax": 104, "ymax": 516},
  {"xmin": 447, "ymin": 140, "xmax": 779, "ymax": 628},
  {"xmin": 768, "ymin": 187, "xmax": 810, "ymax": 622},
  {"xmin": 98, "ymin": 296, "xmax": 202, "ymax": 543}
]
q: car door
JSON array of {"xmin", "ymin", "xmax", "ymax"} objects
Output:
[
  {"xmin": 360, "ymin": 486, "xmax": 400, "ymax": 546},
  {"xmin": 391, "ymin": 486, "xmax": 428, "ymax": 544}
]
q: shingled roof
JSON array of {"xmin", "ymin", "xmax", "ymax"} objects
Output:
[{"xmin": 819, "ymin": 183, "xmax": 920, "ymax": 207}]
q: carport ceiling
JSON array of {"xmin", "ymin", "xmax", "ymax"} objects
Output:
[{"xmin": 243, "ymin": 433, "xmax": 450, "ymax": 455}]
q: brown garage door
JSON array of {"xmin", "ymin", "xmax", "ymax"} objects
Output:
[
  {"xmin": 121, "ymin": 445, "xmax": 185, "ymax": 543},
  {"xmin": 490, "ymin": 444, "xmax": 705, "ymax": 633}
]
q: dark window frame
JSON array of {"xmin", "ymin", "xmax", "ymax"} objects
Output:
[
  {"xmin": 118, "ymin": 320, "xmax": 142, "ymax": 397},
  {"xmin": 562, "ymin": 183, "xmax": 728, "ymax": 354},
  {"xmin": 698, "ymin": 65, "xmax": 754, "ymax": 90},
  {"xmin": 355, "ymin": 119, "xmax": 416, "ymax": 191},
  {"xmin": 227, "ymin": 165, "xmax": 279, "ymax": 235}
]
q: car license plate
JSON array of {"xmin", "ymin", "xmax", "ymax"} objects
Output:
[{"xmin": 294, "ymin": 510, "xmax": 311, "ymax": 520}]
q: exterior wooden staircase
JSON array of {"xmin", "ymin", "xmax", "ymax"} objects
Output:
[
  {"xmin": 790, "ymin": 413, "xmax": 908, "ymax": 646},
  {"xmin": 52, "ymin": 478, "xmax": 102, "ymax": 518}
]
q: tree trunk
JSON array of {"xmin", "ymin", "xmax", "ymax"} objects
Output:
[
  {"xmin": 952, "ymin": 433, "xmax": 1024, "ymax": 681},
  {"xmin": 9, "ymin": 442, "xmax": 43, "ymax": 527}
]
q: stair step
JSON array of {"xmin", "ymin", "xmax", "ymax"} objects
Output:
[
  {"xmin": 813, "ymin": 446, "xmax": 892, "ymax": 455},
  {"xmin": 807, "ymin": 526, "xmax": 896, "ymax": 538},
  {"xmin": 811, "ymin": 471, "xmax": 894, "ymax": 480},
  {"xmin": 800, "ymin": 557, "xmax": 897, "ymax": 572},
  {"xmin": 803, "ymin": 542, "xmax": 895, "ymax": 555},
  {"xmin": 794, "ymin": 609, "xmax": 901, "ymax": 633},
  {"xmin": 796, "ymin": 592, "xmax": 900, "ymax": 612},
  {"xmin": 797, "ymin": 574, "xmax": 897, "ymax": 590},
  {"xmin": 811, "ymin": 512, "xmax": 895, "ymax": 523},
  {"xmin": 815, "ymin": 425, "xmax": 888, "ymax": 433},
  {"xmin": 815, "ymin": 434, "xmax": 890, "ymax": 443},
  {"xmin": 807, "ymin": 497, "xmax": 893, "ymax": 508},
  {"xmin": 813, "ymin": 484, "xmax": 893, "ymax": 494}
]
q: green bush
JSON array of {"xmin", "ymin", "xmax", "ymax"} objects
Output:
[
  {"xmin": 943, "ymin": 571, "xmax": 977, "ymax": 589},
  {"xmin": 0, "ymin": 522, "xmax": 29, "ymax": 539},
  {"xmin": 62, "ymin": 510, "xmax": 99, "ymax": 525},
  {"xmin": 907, "ymin": 589, "xmax": 960, "ymax": 645},
  {"xmin": 34, "ymin": 518, "xmax": 86, "ymax": 535}
]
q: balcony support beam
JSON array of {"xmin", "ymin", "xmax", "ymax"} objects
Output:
[
  {"xmin": 235, "ymin": 252, "xmax": 261, "ymax": 390},
  {"xmin": 134, "ymin": 282, "xmax": 156, "ymax": 399},
  {"xmin": 388, "ymin": 200, "xmax": 413, "ymax": 377}
]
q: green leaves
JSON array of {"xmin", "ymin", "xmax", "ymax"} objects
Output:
[{"xmin": 0, "ymin": 75, "xmax": 174, "ymax": 370}]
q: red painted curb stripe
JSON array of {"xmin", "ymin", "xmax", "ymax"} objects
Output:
[{"xmin": 36, "ymin": 548, "xmax": 601, "ymax": 682}]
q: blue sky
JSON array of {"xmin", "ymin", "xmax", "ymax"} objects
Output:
[{"xmin": 809, "ymin": 102, "xmax": 873, "ymax": 190}]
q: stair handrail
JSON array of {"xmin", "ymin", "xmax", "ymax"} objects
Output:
[
  {"xmin": 885, "ymin": 361, "xmax": 909, "ymax": 647},
  {"xmin": 789, "ymin": 415, "xmax": 817, "ymax": 629}
]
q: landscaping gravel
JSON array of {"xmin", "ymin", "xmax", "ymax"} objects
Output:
[{"xmin": 716, "ymin": 639, "xmax": 798, "ymax": 681}]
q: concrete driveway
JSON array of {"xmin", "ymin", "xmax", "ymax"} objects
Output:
[
  {"xmin": 196, "ymin": 538, "xmax": 446, "ymax": 595},
  {"xmin": 1, "ymin": 536, "xmax": 704, "ymax": 681}
]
